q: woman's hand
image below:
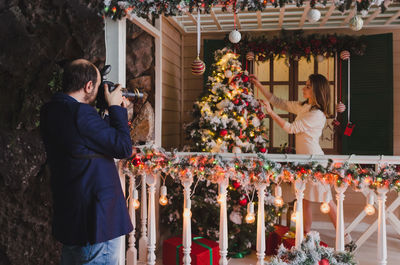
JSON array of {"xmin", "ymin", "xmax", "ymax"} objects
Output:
[
  {"xmin": 249, "ymin": 74, "xmax": 262, "ymax": 88},
  {"xmin": 261, "ymin": 100, "xmax": 273, "ymax": 114}
]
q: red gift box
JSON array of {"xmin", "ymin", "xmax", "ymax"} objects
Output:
[
  {"xmin": 163, "ymin": 236, "xmax": 220, "ymax": 265},
  {"xmin": 266, "ymin": 225, "xmax": 290, "ymax": 255}
]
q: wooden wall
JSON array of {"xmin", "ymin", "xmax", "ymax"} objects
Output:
[{"xmin": 161, "ymin": 18, "xmax": 183, "ymax": 150}]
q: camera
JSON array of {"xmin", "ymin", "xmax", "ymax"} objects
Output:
[{"xmin": 96, "ymin": 65, "xmax": 143, "ymax": 110}]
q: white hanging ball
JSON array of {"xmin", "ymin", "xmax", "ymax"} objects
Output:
[
  {"xmin": 349, "ymin": 15, "xmax": 364, "ymax": 31},
  {"xmin": 224, "ymin": 70, "xmax": 233, "ymax": 78},
  {"xmin": 361, "ymin": 9, "xmax": 369, "ymax": 18},
  {"xmin": 232, "ymin": 146, "xmax": 242, "ymax": 153},
  {"xmin": 307, "ymin": 9, "xmax": 321, "ymax": 23},
  {"xmin": 316, "ymin": 54, "xmax": 325, "ymax": 63},
  {"xmin": 229, "ymin": 29, "xmax": 241, "ymax": 44}
]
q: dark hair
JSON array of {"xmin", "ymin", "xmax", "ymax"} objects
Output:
[
  {"xmin": 307, "ymin": 74, "xmax": 330, "ymax": 117},
  {"xmin": 62, "ymin": 60, "xmax": 98, "ymax": 93}
]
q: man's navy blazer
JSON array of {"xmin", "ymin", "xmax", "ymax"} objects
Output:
[{"xmin": 40, "ymin": 93, "xmax": 133, "ymax": 245}]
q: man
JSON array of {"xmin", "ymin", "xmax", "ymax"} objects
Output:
[{"xmin": 40, "ymin": 59, "xmax": 133, "ymax": 264}]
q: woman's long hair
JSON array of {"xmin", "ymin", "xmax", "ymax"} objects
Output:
[{"xmin": 307, "ymin": 74, "xmax": 330, "ymax": 117}]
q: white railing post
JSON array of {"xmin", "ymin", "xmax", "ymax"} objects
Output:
[
  {"xmin": 127, "ymin": 174, "xmax": 137, "ymax": 265},
  {"xmin": 256, "ymin": 183, "xmax": 267, "ymax": 265},
  {"xmin": 146, "ymin": 173, "xmax": 157, "ymax": 265},
  {"xmin": 219, "ymin": 178, "xmax": 229, "ymax": 265},
  {"xmin": 139, "ymin": 174, "xmax": 148, "ymax": 262},
  {"xmin": 182, "ymin": 177, "xmax": 194, "ymax": 265},
  {"xmin": 294, "ymin": 179, "xmax": 306, "ymax": 247},
  {"xmin": 334, "ymin": 182, "xmax": 348, "ymax": 251},
  {"xmin": 377, "ymin": 187, "xmax": 389, "ymax": 265}
]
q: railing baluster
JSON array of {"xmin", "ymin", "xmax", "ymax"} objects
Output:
[
  {"xmin": 127, "ymin": 174, "xmax": 137, "ymax": 265},
  {"xmin": 219, "ymin": 179, "xmax": 229, "ymax": 265},
  {"xmin": 256, "ymin": 183, "xmax": 267, "ymax": 265},
  {"xmin": 377, "ymin": 187, "xmax": 389, "ymax": 265},
  {"xmin": 146, "ymin": 173, "xmax": 157, "ymax": 265},
  {"xmin": 139, "ymin": 174, "xmax": 148, "ymax": 262},
  {"xmin": 334, "ymin": 182, "xmax": 348, "ymax": 251},
  {"xmin": 295, "ymin": 179, "xmax": 306, "ymax": 247},
  {"xmin": 182, "ymin": 178, "xmax": 193, "ymax": 265}
]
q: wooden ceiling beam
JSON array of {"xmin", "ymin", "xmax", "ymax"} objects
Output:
[
  {"xmin": 320, "ymin": 4, "xmax": 336, "ymax": 27},
  {"xmin": 341, "ymin": 8, "xmax": 356, "ymax": 26},
  {"xmin": 278, "ymin": 7, "xmax": 286, "ymax": 28},
  {"xmin": 210, "ymin": 9, "xmax": 222, "ymax": 30},
  {"xmin": 385, "ymin": 9, "xmax": 400, "ymax": 25},
  {"xmin": 299, "ymin": 2, "xmax": 311, "ymax": 28},
  {"xmin": 257, "ymin": 11, "xmax": 262, "ymax": 29},
  {"xmin": 364, "ymin": 8, "xmax": 381, "ymax": 26}
]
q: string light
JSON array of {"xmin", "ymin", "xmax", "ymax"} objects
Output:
[
  {"xmin": 159, "ymin": 185, "xmax": 168, "ymax": 206},
  {"xmin": 133, "ymin": 188, "xmax": 140, "ymax": 210},
  {"xmin": 320, "ymin": 192, "xmax": 330, "ymax": 214},
  {"xmin": 245, "ymin": 202, "xmax": 255, "ymax": 224},
  {"xmin": 364, "ymin": 191, "xmax": 375, "ymax": 216},
  {"xmin": 274, "ymin": 185, "xmax": 284, "ymax": 208}
]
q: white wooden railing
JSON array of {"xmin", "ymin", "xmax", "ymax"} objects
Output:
[{"xmin": 122, "ymin": 153, "xmax": 400, "ymax": 265}]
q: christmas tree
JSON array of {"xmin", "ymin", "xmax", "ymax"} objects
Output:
[{"xmin": 186, "ymin": 48, "xmax": 268, "ymax": 153}]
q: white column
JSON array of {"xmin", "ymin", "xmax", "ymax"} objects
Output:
[
  {"xmin": 334, "ymin": 182, "xmax": 348, "ymax": 251},
  {"xmin": 146, "ymin": 173, "xmax": 157, "ymax": 265},
  {"xmin": 139, "ymin": 174, "xmax": 148, "ymax": 262},
  {"xmin": 294, "ymin": 179, "xmax": 306, "ymax": 248},
  {"xmin": 256, "ymin": 183, "xmax": 267, "ymax": 265},
  {"xmin": 182, "ymin": 178, "xmax": 193, "ymax": 265},
  {"xmin": 377, "ymin": 187, "xmax": 389, "ymax": 265},
  {"xmin": 105, "ymin": 17, "xmax": 127, "ymax": 265},
  {"xmin": 127, "ymin": 174, "xmax": 137, "ymax": 265},
  {"xmin": 219, "ymin": 179, "xmax": 229, "ymax": 265},
  {"xmin": 104, "ymin": 17, "xmax": 126, "ymax": 87}
]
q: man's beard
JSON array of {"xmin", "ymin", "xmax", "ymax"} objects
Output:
[{"xmin": 84, "ymin": 90, "xmax": 97, "ymax": 106}]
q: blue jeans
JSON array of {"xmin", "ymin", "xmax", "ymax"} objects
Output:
[{"xmin": 60, "ymin": 237, "xmax": 122, "ymax": 265}]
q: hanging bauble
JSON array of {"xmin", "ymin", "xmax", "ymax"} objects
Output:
[
  {"xmin": 361, "ymin": 9, "xmax": 369, "ymax": 17},
  {"xmin": 238, "ymin": 197, "xmax": 248, "ymax": 206},
  {"xmin": 246, "ymin": 51, "xmax": 255, "ymax": 61},
  {"xmin": 242, "ymin": 75, "xmax": 249, "ymax": 83},
  {"xmin": 337, "ymin": 101, "xmax": 346, "ymax": 113},
  {"xmin": 340, "ymin": 50, "xmax": 350, "ymax": 60},
  {"xmin": 349, "ymin": 15, "xmax": 363, "ymax": 31},
  {"xmin": 191, "ymin": 57, "xmax": 206, "ymax": 75},
  {"xmin": 224, "ymin": 69, "xmax": 233, "ymax": 78},
  {"xmin": 259, "ymin": 147, "xmax": 267, "ymax": 153},
  {"xmin": 307, "ymin": 9, "xmax": 321, "ymax": 23},
  {"xmin": 316, "ymin": 54, "xmax": 325, "ymax": 63},
  {"xmin": 219, "ymin": 129, "xmax": 228, "ymax": 137},
  {"xmin": 229, "ymin": 29, "xmax": 241, "ymax": 44},
  {"xmin": 232, "ymin": 146, "xmax": 242, "ymax": 153}
]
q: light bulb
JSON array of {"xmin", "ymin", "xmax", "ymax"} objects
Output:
[
  {"xmin": 291, "ymin": 212, "xmax": 297, "ymax": 222},
  {"xmin": 274, "ymin": 197, "xmax": 284, "ymax": 208},
  {"xmin": 183, "ymin": 208, "xmax": 192, "ymax": 218},
  {"xmin": 364, "ymin": 204, "xmax": 375, "ymax": 215},
  {"xmin": 133, "ymin": 199, "xmax": 140, "ymax": 209},
  {"xmin": 217, "ymin": 194, "xmax": 225, "ymax": 204},
  {"xmin": 320, "ymin": 202, "xmax": 330, "ymax": 214},
  {"xmin": 245, "ymin": 213, "xmax": 255, "ymax": 224},
  {"xmin": 159, "ymin": 196, "xmax": 168, "ymax": 206}
]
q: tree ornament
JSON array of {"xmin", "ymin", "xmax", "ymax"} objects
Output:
[
  {"xmin": 307, "ymin": 9, "xmax": 321, "ymax": 23},
  {"xmin": 259, "ymin": 147, "xmax": 267, "ymax": 153},
  {"xmin": 224, "ymin": 69, "xmax": 233, "ymax": 78},
  {"xmin": 232, "ymin": 146, "xmax": 242, "ymax": 153},
  {"xmin": 364, "ymin": 191, "xmax": 375, "ymax": 215},
  {"xmin": 242, "ymin": 75, "xmax": 249, "ymax": 83},
  {"xmin": 274, "ymin": 186, "xmax": 284, "ymax": 207},
  {"xmin": 219, "ymin": 129, "xmax": 228, "ymax": 137},
  {"xmin": 133, "ymin": 188, "xmax": 140, "ymax": 209},
  {"xmin": 246, "ymin": 51, "xmax": 255, "ymax": 61},
  {"xmin": 132, "ymin": 156, "xmax": 141, "ymax": 167},
  {"xmin": 350, "ymin": 15, "xmax": 363, "ymax": 31},
  {"xmin": 159, "ymin": 185, "xmax": 168, "ymax": 206},
  {"xmin": 336, "ymin": 101, "xmax": 346, "ymax": 113},
  {"xmin": 320, "ymin": 202, "xmax": 330, "ymax": 214},
  {"xmin": 232, "ymin": 181, "xmax": 241, "ymax": 189},
  {"xmin": 239, "ymin": 196, "xmax": 248, "ymax": 206},
  {"xmin": 229, "ymin": 29, "xmax": 241, "ymax": 44},
  {"xmin": 316, "ymin": 54, "xmax": 325, "ymax": 63},
  {"xmin": 191, "ymin": 57, "xmax": 206, "ymax": 75},
  {"xmin": 340, "ymin": 50, "xmax": 350, "ymax": 60}
]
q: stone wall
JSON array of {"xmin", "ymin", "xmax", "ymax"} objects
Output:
[{"xmin": 0, "ymin": 1, "xmax": 154, "ymax": 264}]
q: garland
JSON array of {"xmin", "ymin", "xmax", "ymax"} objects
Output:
[
  {"xmin": 127, "ymin": 146, "xmax": 400, "ymax": 192},
  {"xmin": 226, "ymin": 32, "xmax": 367, "ymax": 62},
  {"xmin": 99, "ymin": 0, "xmax": 388, "ymax": 20}
]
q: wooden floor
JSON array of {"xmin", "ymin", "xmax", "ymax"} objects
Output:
[{"xmin": 154, "ymin": 189, "xmax": 400, "ymax": 265}]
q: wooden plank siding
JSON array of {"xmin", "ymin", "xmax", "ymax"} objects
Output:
[{"xmin": 161, "ymin": 18, "xmax": 183, "ymax": 150}]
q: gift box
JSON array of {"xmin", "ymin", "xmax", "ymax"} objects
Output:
[
  {"xmin": 163, "ymin": 236, "xmax": 220, "ymax": 265},
  {"xmin": 281, "ymin": 231, "xmax": 328, "ymax": 249},
  {"xmin": 266, "ymin": 225, "xmax": 290, "ymax": 255}
]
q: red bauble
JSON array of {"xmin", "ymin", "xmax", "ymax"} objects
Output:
[
  {"xmin": 319, "ymin": 259, "xmax": 330, "ymax": 265},
  {"xmin": 259, "ymin": 147, "xmax": 267, "ymax": 153},
  {"xmin": 245, "ymin": 102, "xmax": 249, "ymax": 106},
  {"xmin": 219, "ymin": 129, "xmax": 228, "ymax": 137},
  {"xmin": 132, "ymin": 157, "xmax": 141, "ymax": 167},
  {"xmin": 239, "ymin": 197, "xmax": 248, "ymax": 206},
  {"xmin": 242, "ymin": 75, "xmax": 249, "ymax": 83},
  {"xmin": 232, "ymin": 181, "xmax": 241, "ymax": 189},
  {"xmin": 233, "ymin": 98, "xmax": 240, "ymax": 105}
]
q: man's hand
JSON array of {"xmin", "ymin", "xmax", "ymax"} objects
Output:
[{"xmin": 104, "ymin": 84, "xmax": 123, "ymax": 106}]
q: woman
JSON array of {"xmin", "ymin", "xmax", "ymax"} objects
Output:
[{"xmin": 250, "ymin": 73, "xmax": 346, "ymax": 239}]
